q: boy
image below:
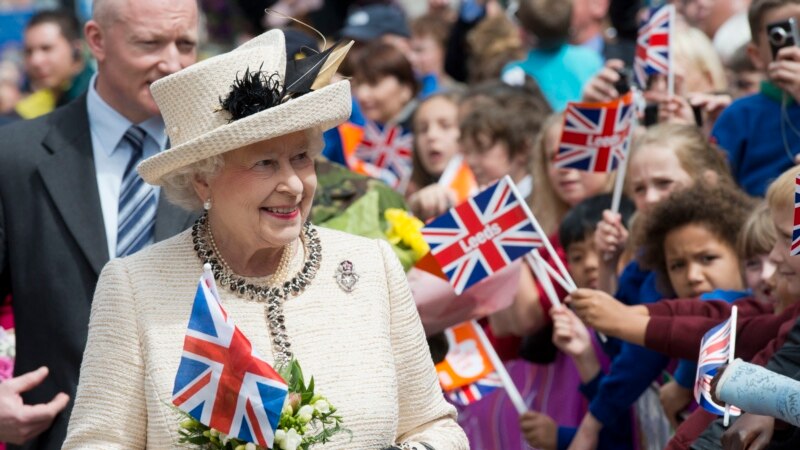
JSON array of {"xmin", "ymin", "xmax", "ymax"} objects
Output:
[
  {"xmin": 520, "ymin": 193, "xmax": 635, "ymax": 450},
  {"xmin": 711, "ymin": 0, "xmax": 800, "ymax": 196},
  {"xmin": 503, "ymin": 0, "xmax": 603, "ymax": 111}
]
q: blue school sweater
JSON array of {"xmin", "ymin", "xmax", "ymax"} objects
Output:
[
  {"xmin": 557, "ymin": 372, "xmax": 634, "ymax": 450},
  {"xmin": 588, "ymin": 260, "xmax": 671, "ymax": 429},
  {"xmin": 711, "ymin": 81, "xmax": 800, "ymax": 197}
]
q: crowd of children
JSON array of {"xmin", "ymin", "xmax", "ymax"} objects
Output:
[{"xmin": 323, "ymin": 0, "xmax": 800, "ymax": 448}]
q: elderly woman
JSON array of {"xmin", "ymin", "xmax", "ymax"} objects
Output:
[{"xmin": 62, "ymin": 30, "xmax": 467, "ymax": 450}]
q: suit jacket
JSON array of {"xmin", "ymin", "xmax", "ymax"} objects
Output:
[{"xmin": 0, "ymin": 95, "xmax": 196, "ymax": 450}]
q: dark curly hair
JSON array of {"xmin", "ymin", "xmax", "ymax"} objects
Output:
[{"xmin": 637, "ymin": 184, "xmax": 755, "ymax": 296}]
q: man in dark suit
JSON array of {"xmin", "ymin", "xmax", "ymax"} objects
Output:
[{"xmin": 0, "ymin": 0, "xmax": 200, "ymax": 448}]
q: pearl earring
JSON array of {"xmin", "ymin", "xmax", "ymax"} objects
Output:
[{"xmin": 203, "ymin": 198, "xmax": 212, "ymax": 211}]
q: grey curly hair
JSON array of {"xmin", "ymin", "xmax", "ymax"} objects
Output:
[{"xmin": 160, "ymin": 128, "xmax": 324, "ymax": 211}]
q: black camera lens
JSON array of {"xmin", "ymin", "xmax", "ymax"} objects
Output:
[{"xmin": 770, "ymin": 27, "xmax": 788, "ymax": 45}]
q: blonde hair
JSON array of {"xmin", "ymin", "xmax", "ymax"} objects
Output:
[
  {"xmin": 672, "ymin": 24, "xmax": 728, "ymax": 92},
  {"xmin": 628, "ymin": 123, "xmax": 734, "ymax": 195},
  {"xmin": 766, "ymin": 165, "xmax": 800, "ymax": 215},
  {"xmin": 737, "ymin": 201, "xmax": 777, "ymax": 259},
  {"xmin": 530, "ymin": 113, "xmax": 614, "ymax": 235}
]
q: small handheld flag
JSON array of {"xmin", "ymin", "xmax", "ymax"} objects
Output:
[
  {"xmin": 694, "ymin": 307, "xmax": 741, "ymax": 418},
  {"xmin": 421, "ymin": 176, "xmax": 543, "ymax": 294},
  {"xmin": 436, "ymin": 321, "xmax": 497, "ymax": 392},
  {"xmin": 352, "ymin": 122, "xmax": 413, "ymax": 193},
  {"xmin": 554, "ymin": 92, "xmax": 634, "ymax": 173},
  {"xmin": 436, "ymin": 321, "xmax": 527, "ymax": 413},
  {"xmin": 634, "ymin": 4, "xmax": 674, "ymax": 89},
  {"xmin": 792, "ymin": 173, "xmax": 800, "ymax": 256},
  {"xmin": 172, "ymin": 266, "xmax": 288, "ymax": 448}
]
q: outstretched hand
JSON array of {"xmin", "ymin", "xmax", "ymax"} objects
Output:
[
  {"xmin": 0, "ymin": 366, "xmax": 70, "ymax": 445},
  {"xmin": 721, "ymin": 414, "xmax": 774, "ymax": 450}
]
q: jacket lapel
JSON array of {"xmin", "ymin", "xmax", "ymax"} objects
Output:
[{"xmin": 38, "ymin": 96, "xmax": 109, "ymax": 275}]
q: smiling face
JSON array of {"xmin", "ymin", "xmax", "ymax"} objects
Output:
[
  {"xmin": 414, "ymin": 96, "xmax": 460, "ymax": 177},
  {"xmin": 744, "ymin": 253, "xmax": 778, "ymax": 305},
  {"xmin": 196, "ymin": 131, "xmax": 320, "ymax": 256},
  {"xmin": 628, "ymin": 144, "xmax": 695, "ymax": 214},
  {"xmin": 86, "ymin": 0, "xmax": 198, "ymax": 123},
  {"xmin": 353, "ymin": 74, "xmax": 413, "ymax": 124},
  {"xmin": 769, "ymin": 204, "xmax": 800, "ymax": 299},
  {"xmin": 664, "ymin": 223, "xmax": 744, "ymax": 298}
]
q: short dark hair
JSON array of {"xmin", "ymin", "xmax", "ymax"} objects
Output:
[
  {"xmin": 26, "ymin": 9, "xmax": 82, "ymax": 43},
  {"xmin": 559, "ymin": 193, "xmax": 635, "ymax": 251},
  {"xmin": 516, "ymin": 0, "xmax": 572, "ymax": 46},
  {"xmin": 638, "ymin": 184, "xmax": 754, "ymax": 296},
  {"xmin": 748, "ymin": 0, "xmax": 800, "ymax": 44},
  {"xmin": 352, "ymin": 42, "xmax": 419, "ymax": 96}
]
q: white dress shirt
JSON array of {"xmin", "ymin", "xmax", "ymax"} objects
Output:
[{"xmin": 86, "ymin": 75, "xmax": 166, "ymax": 259}]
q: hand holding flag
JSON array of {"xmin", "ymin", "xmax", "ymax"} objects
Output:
[{"xmin": 694, "ymin": 306, "xmax": 742, "ymax": 423}]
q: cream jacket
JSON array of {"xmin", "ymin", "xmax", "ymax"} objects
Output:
[{"xmin": 63, "ymin": 226, "xmax": 467, "ymax": 449}]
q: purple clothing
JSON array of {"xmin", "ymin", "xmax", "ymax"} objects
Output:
[{"xmin": 456, "ymin": 356, "xmax": 588, "ymax": 449}]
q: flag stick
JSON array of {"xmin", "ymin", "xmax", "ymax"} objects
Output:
[
  {"xmin": 469, "ymin": 319, "xmax": 528, "ymax": 415},
  {"xmin": 438, "ymin": 154, "xmax": 463, "ymax": 188},
  {"xmin": 525, "ymin": 253, "xmax": 563, "ymax": 309},
  {"xmin": 723, "ymin": 306, "xmax": 738, "ymax": 427},
  {"xmin": 529, "ymin": 251, "xmax": 573, "ymax": 294},
  {"xmin": 506, "ymin": 176, "xmax": 578, "ymax": 292},
  {"xmin": 667, "ymin": 4, "xmax": 676, "ymax": 99},
  {"xmin": 610, "ymin": 105, "xmax": 637, "ymax": 215}
]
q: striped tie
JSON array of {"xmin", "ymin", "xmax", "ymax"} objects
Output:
[{"xmin": 116, "ymin": 125, "xmax": 157, "ymax": 257}]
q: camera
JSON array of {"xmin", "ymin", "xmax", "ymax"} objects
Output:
[
  {"xmin": 642, "ymin": 102, "xmax": 703, "ymax": 127},
  {"xmin": 766, "ymin": 17, "xmax": 800, "ymax": 59},
  {"xmin": 613, "ymin": 67, "xmax": 631, "ymax": 96}
]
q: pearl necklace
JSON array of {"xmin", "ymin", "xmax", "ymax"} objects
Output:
[{"xmin": 191, "ymin": 213, "xmax": 322, "ymax": 364}]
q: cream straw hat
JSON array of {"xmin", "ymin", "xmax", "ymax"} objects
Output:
[{"xmin": 137, "ymin": 29, "xmax": 352, "ymax": 185}]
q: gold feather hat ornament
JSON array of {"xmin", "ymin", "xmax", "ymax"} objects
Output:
[{"xmin": 137, "ymin": 29, "xmax": 354, "ymax": 186}]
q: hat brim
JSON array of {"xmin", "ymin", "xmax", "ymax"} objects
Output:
[{"xmin": 138, "ymin": 79, "xmax": 351, "ymax": 186}]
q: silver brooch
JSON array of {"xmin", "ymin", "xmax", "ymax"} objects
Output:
[{"xmin": 334, "ymin": 260, "xmax": 358, "ymax": 292}]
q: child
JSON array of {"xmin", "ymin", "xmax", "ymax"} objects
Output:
[
  {"xmin": 406, "ymin": 91, "xmax": 468, "ymax": 221},
  {"xmin": 634, "ymin": 184, "xmax": 753, "ymax": 428},
  {"xmin": 711, "ymin": 0, "xmax": 800, "ymax": 196},
  {"xmin": 520, "ymin": 193, "xmax": 635, "ymax": 450},
  {"xmin": 737, "ymin": 201, "xmax": 779, "ymax": 309},
  {"xmin": 531, "ymin": 113, "xmax": 613, "ymax": 236},
  {"xmin": 571, "ymin": 166, "xmax": 800, "ymax": 449},
  {"xmin": 504, "ymin": 0, "xmax": 603, "ymax": 111},
  {"xmin": 572, "ymin": 124, "xmax": 737, "ymax": 450}
]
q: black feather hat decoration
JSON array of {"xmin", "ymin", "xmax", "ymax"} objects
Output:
[{"xmin": 218, "ymin": 65, "xmax": 285, "ymax": 122}]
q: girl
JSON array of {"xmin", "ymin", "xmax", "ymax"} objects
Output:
[
  {"xmin": 406, "ymin": 91, "xmax": 470, "ymax": 221},
  {"xmin": 737, "ymin": 202, "xmax": 780, "ymax": 309},
  {"xmin": 571, "ymin": 123, "xmax": 736, "ymax": 450}
]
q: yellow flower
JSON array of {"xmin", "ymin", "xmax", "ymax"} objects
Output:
[{"xmin": 384, "ymin": 208, "xmax": 430, "ymax": 259}]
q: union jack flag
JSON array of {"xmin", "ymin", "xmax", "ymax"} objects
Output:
[
  {"xmin": 421, "ymin": 175, "xmax": 543, "ymax": 294},
  {"xmin": 554, "ymin": 92, "xmax": 634, "ymax": 172},
  {"xmin": 792, "ymin": 174, "xmax": 800, "ymax": 255},
  {"xmin": 634, "ymin": 4, "xmax": 673, "ymax": 88},
  {"xmin": 446, "ymin": 373, "xmax": 503, "ymax": 406},
  {"xmin": 694, "ymin": 307, "xmax": 741, "ymax": 416},
  {"xmin": 172, "ymin": 267, "xmax": 288, "ymax": 448},
  {"xmin": 354, "ymin": 121, "xmax": 413, "ymax": 193}
]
